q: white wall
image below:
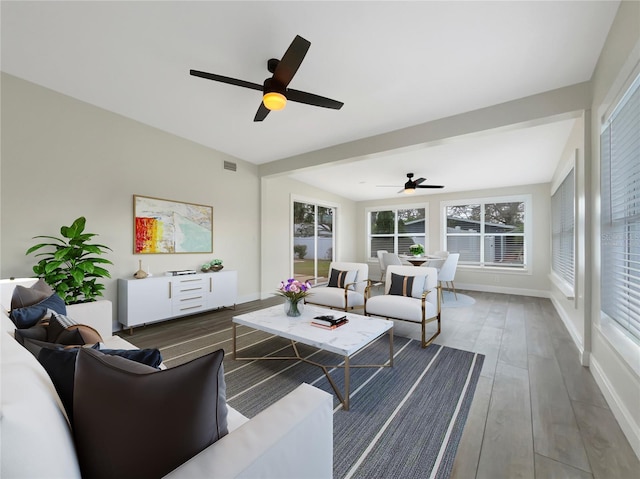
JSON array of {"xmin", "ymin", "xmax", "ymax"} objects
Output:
[
  {"xmin": 260, "ymin": 175, "xmax": 357, "ymax": 299},
  {"xmin": 0, "ymin": 73, "xmax": 262, "ymax": 331},
  {"xmin": 587, "ymin": 0, "xmax": 640, "ymax": 458},
  {"xmin": 357, "ymin": 182, "xmax": 551, "ymax": 297}
]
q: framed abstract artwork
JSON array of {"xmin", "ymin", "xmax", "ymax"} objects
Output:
[{"xmin": 133, "ymin": 195, "xmax": 213, "ymax": 254}]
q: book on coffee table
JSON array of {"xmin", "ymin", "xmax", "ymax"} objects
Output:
[{"xmin": 311, "ymin": 315, "xmax": 348, "ymax": 330}]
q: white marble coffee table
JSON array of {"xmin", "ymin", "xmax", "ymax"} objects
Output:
[{"xmin": 232, "ymin": 303, "xmax": 393, "ymax": 410}]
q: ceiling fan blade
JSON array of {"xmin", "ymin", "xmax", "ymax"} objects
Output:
[
  {"xmin": 190, "ymin": 70, "xmax": 263, "ymax": 92},
  {"xmin": 416, "ymin": 184, "xmax": 445, "ymax": 189},
  {"xmin": 414, "ymin": 177, "xmax": 426, "ymax": 185},
  {"xmin": 286, "ymin": 89, "xmax": 344, "ymax": 109},
  {"xmin": 273, "ymin": 35, "xmax": 311, "ymax": 87},
  {"xmin": 254, "ymin": 102, "xmax": 270, "ymax": 122}
]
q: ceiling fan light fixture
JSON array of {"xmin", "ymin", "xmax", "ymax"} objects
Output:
[
  {"xmin": 404, "ymin": 186, "xmax": 416, "ymax": 194},
  {"xmin": 263, "ymin": 92, "xmax": 287, "ymax": 111}
]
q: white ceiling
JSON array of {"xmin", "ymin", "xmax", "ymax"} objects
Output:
[{"xmin": 1, "ymin": 1, "xmax": 619, "ymax": 201}]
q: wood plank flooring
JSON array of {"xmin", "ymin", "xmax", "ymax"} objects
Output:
[{"xmin": 117, "ymin": 291, "xmax": 639, "ymax": 479}]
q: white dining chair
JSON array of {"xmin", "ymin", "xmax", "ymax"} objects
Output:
[
  {"xmin": 381, "ymin": 253, "xmax": 403, "ymax": 281},
  {"xmin": 376, "ymin": 250, "xmax": 388, "ymax": 281},
  {"xmin": 437, "ymin": 253, "xmax": 460, "ymax": 301}
]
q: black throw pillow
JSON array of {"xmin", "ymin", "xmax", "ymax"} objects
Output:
[
  {"xmin": 327, "ymin": 268, "xmax": 356, "ymax": 289},
  {"xmin": 14, "ymin": 324, "xmax": 48, "ymax": 346},
  {"xmin": 74, "ymin": 348, "xmax": 227, "ymax": 479},
  {"xmin": 389, "ymin": 273, "xmax": 416, "ymax": 297},
  {"xmin": 22, "ymin": 338, "xmax": 163, "ymax": 421}
]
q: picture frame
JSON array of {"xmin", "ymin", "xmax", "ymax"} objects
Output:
[{"xmin": 133, "ymin": 195, "xmax": 213, "ymax": 254}]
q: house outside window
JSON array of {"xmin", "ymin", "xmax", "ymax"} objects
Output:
[
  {"xmin": 367, "ymin": 206, "xmax": 427, "ymax": 258},
  {"xmin": 600, "ymin": 73, "xmax": 640, "ymax": 341},
  {"xmin": 442, "ymin": 196, "xmax": 530, "ymax": 269}
]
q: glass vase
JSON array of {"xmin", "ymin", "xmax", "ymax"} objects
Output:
[{"xmin": 284, "ymin": 298, "xmax": 304, "ymax": 317}]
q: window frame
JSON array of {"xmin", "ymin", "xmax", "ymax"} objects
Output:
[
  {"xmin": 441, "ymin": 194, "xmax": 532, "ymax": 271},
  {"xmin": 550, "ymin": 152, "xmax": 576, "ymax": 299},
  {"xmin": 291, "ymin": 195, "xmax": 338, "ymax": 285},
  {"xmin": 599, "ymin": 71, "xmax": 640, "ymax": 342},
  {"xmin": 366, "ymin": 203, "xmax": 429, "ymax": 259}
]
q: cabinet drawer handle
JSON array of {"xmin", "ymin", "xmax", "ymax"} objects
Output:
[
  {"xmin": 180, "ymin": 296, "xmax": 203, "ymax": 302},
  {"xmin": 180, "ymin": 305, "xmax": 203, "ymax": 312},
  {"xmin": 169, "ymin": 282, "xmax": 172, "ymax": 299},
  {"xmin": 181, "ymin": 287, "xmax": 203, "ymax": 292}
]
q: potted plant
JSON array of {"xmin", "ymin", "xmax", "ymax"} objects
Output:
[
  {"xmin": 26, "ymin": 216, "xmax": 113, "ymax": 304},
  {"xmin": 409, "ymin": 244, "xmax": 425, "ymax": 256},
  {"xmin": 201, "ymin": 259, "xmax": 223, "ymax": 272}
]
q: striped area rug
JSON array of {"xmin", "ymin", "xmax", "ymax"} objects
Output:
[{"xmin": 224, "ymin": 326, "xmax": 484, "ymax": 479}]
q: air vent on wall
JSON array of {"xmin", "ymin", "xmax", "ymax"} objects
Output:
[{"xmin": 224, "ymin": 161, "xmax": 237, "ymax": 172}]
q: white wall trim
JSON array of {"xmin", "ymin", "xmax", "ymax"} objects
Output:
[
  {"xmin": 455, "ymin": 282, "xmax": 549, "ymax": 298},
  {"xmin": 239, "ymin": 292, "xmax": 262, "ymax": 303},
  {"xmin": 590, "ymin": 356, "xmax": 640, "ymax": 460},
  {"xmin": 549, "ymin": 295, "xmax": 588, "ymax": 365}
]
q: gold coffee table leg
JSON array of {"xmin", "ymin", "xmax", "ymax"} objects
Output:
[
  {"xmin": 232, "ymin": 323, "xmax": 237, "ymax": 360},
  {"xmin": 344, "ymin": 355, "xmax": 350, "ymax": 411}
]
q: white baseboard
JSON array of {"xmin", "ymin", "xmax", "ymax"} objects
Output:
[
  {"xmin": 456, "ymin": 282, "xmax": 549, "ymax": 298},
  {"xmin": 238, "ymin": 292, "xmax": 262, "ymax": 303},
  {"xmin": 549, "ymin": 295, "xmax": 587, "ymax": 365},
  {"xmin": 590, "ymin": 356, "xmax": 640, "ymax": 460}
]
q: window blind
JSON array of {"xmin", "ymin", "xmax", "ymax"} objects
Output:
[
  {"xmin": 551, "ymin": 168, "xmax": 575, "ymax": 289},
  {"xmin": 601, "ymin": 74, "xmax": 640, "ymax": 341}
]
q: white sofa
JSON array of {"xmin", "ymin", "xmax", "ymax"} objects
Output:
[{"xmin": 1, "ymin": 278, "xmax": 333, "ymax": 478}]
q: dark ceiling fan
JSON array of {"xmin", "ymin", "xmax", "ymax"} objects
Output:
[
  {"xmin": 190, "ymin": 35, "xmax": 344, "ymax": 122},
  {"xmin": 378, "ymin": 173, "xmax": 445, "ymax": 194}
]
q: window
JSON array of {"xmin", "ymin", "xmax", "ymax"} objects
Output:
[
  {"xmin": 368, "ymin": 206, "xmax": 426, "ymax": 258},
  {"xmin": 443, "ymin": 196, "xmax": 529, "ymax": 269},
  {"xmin": 600, "ymin": 73, "xmax": 640, "ymax": 341},
  {"xmin": 551, "ymin": 167, "xmax": 575, "ymax": 294},
  {"xmin": 293, "ymin": 200, "xmax": 335, "ymax": 285}
]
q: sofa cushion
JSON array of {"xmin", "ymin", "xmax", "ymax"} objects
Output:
[
  {"xmin": 328, "ymin": 268, "xmax": 357, "ymax": 289},
  {"xmin": 389, "ymin": 273, "xmax": 425, "ymax": 299},
  {"xmin": 10, "ymin": 278, "xmax": 54, "ymax": 309},
  {"xmin": 14, "ymin": 324, "xmax": 48, "ymax": 346},
  {"xmin": 74, "ymin": 348, "xmax": 228, "ymax": 479},
  {"xmin": 9, "ymin": 293, "xmax": 66, "ymax": 329},
  {"xmin": 21, "ymin": 339, "xmax": 163, "ymax": 420},
  {"xmin": 0, "ymin": 333, "xmax": 82, "ymax": 478}
]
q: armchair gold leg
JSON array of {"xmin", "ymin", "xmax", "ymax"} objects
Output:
[{"xmin": 420, "ymin": 317, "xmax": 441, "ymax": 348}]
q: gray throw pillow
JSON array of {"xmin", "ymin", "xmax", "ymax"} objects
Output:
[
  {"xmin": 10, "ymin": 279, "xmax": 54, "ymax": 309},
  {"xmin": 73, "ymin": 348, "xmax": 228, "ymax": 479}
]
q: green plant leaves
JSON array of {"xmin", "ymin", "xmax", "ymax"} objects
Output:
[{"xmin": 25, "ymin": 216, "xmax": 112, "ymax": 304}]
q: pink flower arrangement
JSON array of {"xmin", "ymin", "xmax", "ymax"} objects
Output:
[{"xmin": 276, "ymin": 278, "xmax": 312, "ymax": 302}]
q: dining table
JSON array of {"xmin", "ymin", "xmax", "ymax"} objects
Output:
[{"xmin": 400, "ymin": 255, "xmax": 442, "ymax": 266}]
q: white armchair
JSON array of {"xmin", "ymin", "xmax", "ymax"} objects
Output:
[
  {"xmin": 365, "ymin": 265, "xmax": 441, "ymax": 348},
  {"xmin": 304, "ymin": 262, "xmax": 370, "ymax": 312}
]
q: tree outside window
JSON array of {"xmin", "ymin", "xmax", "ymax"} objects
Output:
[{"xmin": 369, "ymin": 207, "xmax": 426, "ymax": 258}]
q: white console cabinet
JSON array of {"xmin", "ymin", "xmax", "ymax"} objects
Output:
[{"xmin": 118, "ymin": 271, "xmax": 237, "ymax": 331}]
